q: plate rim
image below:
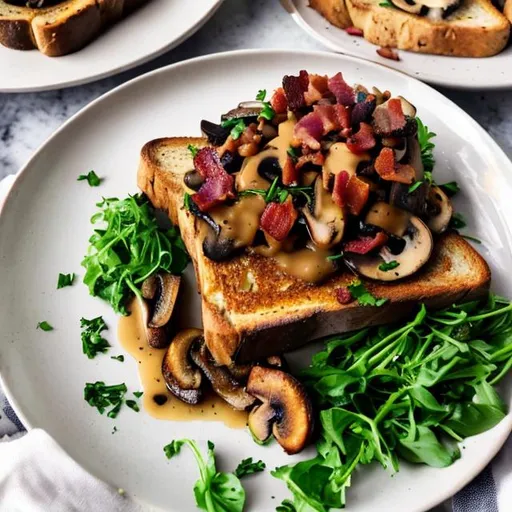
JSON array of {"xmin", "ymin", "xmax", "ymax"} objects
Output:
[
  {"xmin": 1, "ymin": 48, "xmax": 512, "ymax": 511},
  {"xmin": 0, "ymin": 0, "xmax": 224, "ymax": 94},
  {"xmin": 282, "ymin": 0, "xmax": 512, "ymax": 91}
]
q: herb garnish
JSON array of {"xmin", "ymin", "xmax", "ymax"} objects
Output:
[
  {"xmin": 57, "ymin": 272, "xmax": 75, "ymax": 289},
  {"xmin": 256, "ymin": 89, "xmax": 266, "ymax": 101},
  {"xmin": 133, "ymin": 391, "xmax": 143, "ymax": 398},
  {"xmin": 379, "ymin": 260, "xmax": 400, "ymax": 272},
  {"xmin": 221, "ymin": 119, "xmax": 246, "ymax": 140},
  {"xmin": 111, "ymin": 355, "xmax": 124, "ymax": 362},
  {"xmin": 240, "ymin": 177, "xmax": 313, "ymax": 204},
  {"xmin": 78, "ymin": 170, "xmax": 102, "ymax": 187},
  {"xmin": 273, "ymin": 295, "xmax": 512, "ymax": 510},
  {"xmin": 184, "ymin": 192, "xmax": 192, "ymax": 210},
  {"xmin": 416, "ymin": 117, "xmax": 436, "ymax": 174},
  {"xmin": 233, "ymin": 458, "xmax": 266, "ymax": 479},
  {"xmin": 80, "ymin": 316, "xmax": 110, "ymax": 359},
  {"xmin": 82, "ymin": 194, "xmax": 188, "ymax": 315},
  {"xmin": 462, "ymin": 234, "xmax": 482, "ymax": 244},
  {"xmin": 287, "ymin": 147, "xmax": 299, "ymax": 159},
  {"xmin": 327, "ymin": 253, "xmax": 344, "ymax": 261},
  {"xmin": 449, "ymin": 212, "xmax": 467, "ymax": 230},
  {"xmin": 37, "ymin": 321, "xmax": 53, "ymax": 331},
  {"xmin": 84, "ymin": 382, "xmax": 127, "ymax": 418},
  {"xmin": 188, "ymin": 144, "xmax": 199, "ymax": 157},
  {"xmin": 347, "ymin": 280, "xmax": 388, "ymax": 306},
  {"xmin": 408, "ymin": 181, "xmax": 423, "ymax": 194},
  {"xmin": 125, "ymin": 400, "xmax": 140, "ymax": 412},
  {"xmin": 259, "ymin": 102, "xmax": 275, "ymax": 121},
  {"xmin": 439, "ymin": 181, "xmax": 460, "ymax": 197},
  {"xmin": 379, "ymin": 0, "xmax": 394, "ymax": 6},
  {"xmin": 164, "ymin": 439, "xmax": 245, "ymax": 512}
]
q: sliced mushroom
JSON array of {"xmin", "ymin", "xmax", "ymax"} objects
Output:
[
  {"xmin": 200, "ymin": 120, "xmax": 229, "ymax": 146},
  {"xmin": 221, "ymin": 104, "xmax": 263, "ymax": 122},
  {"xmin": 191, "ymin": 341, "xmax": 256, "ymax": 411},
  {"xmin": 345, "ymin": 216, "xmax": 433, "ymax": 282},
  {"xmin": 303, "ymin": 177, "xmax": 345, "ymax": 249},
  {"xmin": 203, "ymin": 229, "xmax": 236, "ymax": 262},
  {"xmin": 365, "ymin": 202, "xmax": 411, "ymax": 237},
  {"xmin": 147, "ymin": 273, "xmax": 181, "ymax": 328},
  {"xmin": 162, "ymin": 329, "xmax": 204, "ymax": 405},
  {"xmin": 246, "ymin": 366, "xmax": 313, "ymax": 454},
  {"xmin": 184, "ymin": 170, "xmax": 204, "ymax": 191},
  {"xmin": 389, "ymin": 0, "xmax": 423, "ymax": 14},
  {"xmin": 427, "ymin": 186, "xmax": 453, "ymax": 233},
  {"xmin": 141, "ymin": 275, "xmax": 157, "ymax": 300},
  {"xmin": 257, "ymin": 157, "xmax": 281, "ymax": 183},
  {"xmin": 138, "ymin": 298, "xmax": 169, "ymax": 349}
]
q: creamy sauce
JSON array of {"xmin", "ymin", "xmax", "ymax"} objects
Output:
[
  {"xmin": 365, "ymin": 202, "xmax": 410, "ymax": 237},
  {"xmin": 118, "ymin": 299, "xmax": 248, "ymax": 428},
  {"xmin": 274, "ymin": 247, "xmax": 336, "ymax": 283},
  {"xmin": 323, "ymin": 143, "xmax": 370, "ymax": 187}
]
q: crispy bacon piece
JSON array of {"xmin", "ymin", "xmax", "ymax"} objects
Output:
[
  {"xmin": 282, "ymin": 155, "xmax": 299, "ymax": 186},
  {"xmin": 344, "ymin": 231, "xmax": 389, "ymax": 255},
  {"xmin": 334, "ymin": 104, "xmax": 351, "ymax": 130},
  {"xmin": 283, "ymin": 70, "xmax": 309, "ymax": 111},
  {"xmin": 191, "ymin": 148, "xmax": 235, "ymax": 211},
  {"xmin": 295, "ymin": 151, "xmax": 324, "ymax": 171},
  {"xmin": 377, "ymin": 47, "xmax": 400, "ymax": 61},
  {"xmin": 346, "ymin": 26, "xmax": 364, "ymax": 37},
  {"xmin": 347, "ymin": 122, "xmax": 376, "ymax": 154},
  {"xmin": 328, "ymin": 72, "xmax": 355, "ymax": 106},
  {"xmin": 260, "ymin": 196, "xmax": 298, "ymax": 242},
  {"xmin": 270, "ymin": 87, "xmax": 288, "ymax": 114},
  {"xmin": 293, "ymin": 111, "xmax": 324, "ymax": 150},
  {"xmin": 304, "ymin": 74, "xmax": 329, "ymax": 105},
  {"xmin": 313, "ymin": 104, "xmax": 340, "ymax": 133},
  {"xmin": 332, "ymin": 170, "xmax": 350, "ymax": 208},
  {"xmin": 374, "ymin": 147, "xmax": 415, "ymax": 184},
  {"xmin": 345, "ymin": 175, "xmax": 370, "ymax": 216},
  {"xmin": 372, "ymin": 98, "xmax": 406, "ymax": 136},
  {"xmin": 335, "ymin": 287, "xmax": 354, "ymax": 305},
  {"xmin": 351, "ymin": 94, "xmax": 376, "ymax": 125}
]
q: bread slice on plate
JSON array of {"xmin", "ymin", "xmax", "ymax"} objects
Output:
[
  {"xmin": 346, "ymin": 0, "xmax": 510, "ymax": 57},
  {"xmin": 504, "ymin": 0, "xmax": 512, "ymax": 23},
  {"xmin": 0, "ymin": 0, "xmax": 148, "ymax": 56},
  {"xmin": 138, "ymin": 137, "xmax": 491, "ymax": 366},
  {"xmin": 309, "ymin": 0, "xmax": 352, "ymax": 29}
]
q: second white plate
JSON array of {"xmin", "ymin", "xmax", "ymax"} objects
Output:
[
  {"xmin": 0, "ymin": 0, "xmax": 223, "ymax": 93},
  {"xmin": 283, "ymin": 0, "xmax": 512, "ymax": 89}
]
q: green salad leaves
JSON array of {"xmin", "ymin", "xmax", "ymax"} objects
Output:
[
  {"xmin": 164, "ymin": 439, "xmax": 246, "ymax": 512},
  {"xmin": 273, "ymin": 294, "xmax": 512, "ymax": 511},
  {"xmin": 82, "ymin": 194, "xmax": 189, "ymax": 315}
]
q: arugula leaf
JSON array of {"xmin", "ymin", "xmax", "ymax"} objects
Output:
[
  {"xmin": 188, "ymin": 144, "xmax": 199, "ymax": 157},
  {"xmin": 439, "ymin": 181, "xmax": 460, "ymax": 197},
  {"xmin": 276, "ymin": 500, "xmax": 297, "ymax": 512},
  {"xmin": 84, "ymin": 381, "xmax": 127, "ymax": 418},
  {"xmin": 78, "ymin": 170, "xmax": 102, "ymax": 187},
  {"xmin": 37, "ymin": 321, "xmax": 53, "ymax": 331},
  {"xmin": 233, "ymin": 458, "xmax": 265, "ymax": 478},
  {"xmin": 378, "ymin": 260, "xmax": 399, "ymax": 272},
  {"xmin": 164, "ymin": 439, "xmax": 245, "ymax": 512},
  {"xmin": 57, "ymin": 272, "xmax": 75, "ymax": 289},
  {"xmin": 82, "ymin": 194, "xmax": 188, "ymax": 315},
  {"xmin": 80, "ymin": 316, "xmax": 110, "ymax": 359},
  {"xmin": 347, "ymin": 280, "xmax": 387, "ymax": 307},
  {"xmin": 256, "ymin": 89, "xmax": 266, "ymax": 101},
  {"xmin": 111, "ymin": 355, "xmax": 124, "ymax": 362},
  {"xmin": 416, "ymin": 117, "xmax": 436, "ymax": 174},
  {"xmin": 449, "ymin": 212, "xmax": 467, "ymax": 230}
]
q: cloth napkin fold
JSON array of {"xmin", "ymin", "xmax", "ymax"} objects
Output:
[{"xmin": 0, "ymin": 174, "xmax": 510, "ymax": 511}]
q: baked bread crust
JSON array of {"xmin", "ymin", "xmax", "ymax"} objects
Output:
[{"xmin": 309, "ymin": 0, "xmax": 352, "ymax": 28}]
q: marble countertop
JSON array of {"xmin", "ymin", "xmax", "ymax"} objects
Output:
[{"xmin": 0, "ymin": 0, "xmax": 512, "ymax": 180}]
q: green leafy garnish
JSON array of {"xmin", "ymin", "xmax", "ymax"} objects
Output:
[
  {"xmin": 133, "ymin": 391, "xmax": 143, "ymax": 398},
  {"xmin": 184, "ymin": 192, "xmax": 192, "ymax": 211},
  {"xmin": 233, "ymin": 458, "xmax": 266, "ymax": 479},
  {"xmin": 327, "ymin": 253, "xmax": 344, "ymax": 261},
  {"xmin": 379, "ymin": 260, "xmax": 400, "ymax": 272},
  {"xmin": 462, "ymin": 234, "xmax": 482, "ymax": 244},
  {"xmin": 439, "ymin": 181, "xmax": 460, "ymax": 197},
  {"xmin": 274, "ymin": 294, "xmax": 512, "ymax": 510},
  {"xmin": 347, "ymin": 280, "xmax": 387, "ymax": 306},
  {"xmin": 80, "ymin": 316, "xmax": 110, "ymax": 359},
  {"xmin": 84, "ymin": 382, "xmax": 127, "ymax": 418},
  {"xmin": 256, "ymin": 89, "xmax": 266, "ymax": 101},
  {"xmin": 111, "ymin": 355, "xmax": 124, "ymax": 362},
  {"xmin": 188, "ymin": 144, "xmax": 199, "ymax": 158},
  {"xmin": 57, "ymin": 272, "xmax": 75, "ymax": 289},
  {"xmin": 416, "ymin": 117, "xmax": 436, "ymax": 174},
  {"xmin": 449, "ymin": 212, "xmax": 467, "ymax": 230},
  {"xmin": 229, "ymin": 120, "xmax": 246, "ymax": 140},
  {"xmin": 259, "ymin": 102, "xmax": 275, "ymax": 121},
  {"xmin": 82, "ymin": 194, "xmax": 188, "ymax": 315},
  {"xmin": 379, "ymin": 0, "xmax": 394, "ymax": 6},
  {"xmin": 287, "ymin": 147, "xmax": 299, "ymax": 159},
  {"xmin": 37, "ymin": 321, "xmax": 53, "ymax": 331},
  {"xmin": 408, "ymin": 181, "xmax": 423, "ymax": 194},
  {"xmin": 78, "ymin": 170, "xmax": 102, "ymax": 187},
  {"xmin": 164, "ymin": 439, "xmax": 245, "ymax": 512},
  {"xmin": 240, "ymin": 180, "xmax": 313, "ymax": 205},
  {"xmin": 126, "ymin": 400, "xmax": 140, "ymax": 413},
  {"xmin": 276, "ymin": 500, "xmax": 297, "ymax": 512}
]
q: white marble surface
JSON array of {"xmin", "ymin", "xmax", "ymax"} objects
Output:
[{"xmin": 0, "ymin": 0, "xmax": 511, "ymax": 179}]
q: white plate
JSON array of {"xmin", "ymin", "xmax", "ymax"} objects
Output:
[
  {"xmin": 0, "ymin": 0, "xmax": 223, "ymax": 93},
  {"xmin": 1, "ymin": 49, "xmax": 511, "ymax": 512},
  {"xmin": 283, "ymin": 0, "xmax": 512, "ymax": 89}
]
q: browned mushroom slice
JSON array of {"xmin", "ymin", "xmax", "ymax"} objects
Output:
[
  {"xmin": 162, "ymin": 329, "xmax": 204, "ymax": 405},
  {"xmin": 148, "ymin": 273, "xmax": 181, "ymax": 328},
  {"xmin": 428, "ymin": 186, "xmax": 453, "ymax": 234},
  {"xmin": 138, "ymin": 298, "xmax": 169, "ymax": 349},
  {"xmin": 141, "ymin": 275, "xmax": 157, "ymax": 299},
  {"xmin": 246, "ymin": 366, "xmax": 314, "ymax": 455},
  {"xmin": 191, "ymin": 341, "xmax": 256, "ymax": 411}
]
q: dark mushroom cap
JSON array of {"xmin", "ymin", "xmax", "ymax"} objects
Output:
[{"xmin": 148, "ymin": 273, "xmax": 181, "ymax": 328}]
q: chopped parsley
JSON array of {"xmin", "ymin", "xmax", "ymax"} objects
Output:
[
  {"xmin": 183, "ymin": 192, "xmax": 192, "ymax": 210},
  {"xmin": 84, "ymin": 382, "xmax": 127, "ymax": 418},
  {"xmin": 230, "ymin": 119, "xmax": 246, "ymax": 140},
  {"xmin": 256, "ymin": 89, "xmax": 266, "ymax": 101},
  {"xmin": 449, "ymin": 212, "xmax": 467, "ymax": 230},
  {"xmin": 379, "ymin": 0, "xmax": 394, "ymax": 6},
  {"xmin": 287, "ymin": 146, "xmax": 299, "ymax": 159},
  {"xmin": 379, "ymin": 260, "xmax": 400, "ymax": 272},
  {"xmin": 80, "ymin": 316, "xmax": 110, "ymax": 359},
  {"xmin": 77, "ymin": 170, "xmax": 101, "ymax": 187},
  {"xmin": 57, "ymin": 272, "xmax": 75, "ymax": 289},
  {"xmin": 416, "ymin": 118, "xmax": 436, "ymax": 174},
  {"xmin": 37, "ymin": 321, "xmax": 53, "ymax": 331},
  {"xmin": 111, "ymin": 355, "xmax": 125, "ymax": 362},
  {"xmin": 259, "ymin": 102, "xmax": 275, "ymax": 121},
  {"xmin": 133, "ymin": 391, "xmax": 143, "ymax": 398},
  {"xmin": 188, "ymin": 144, "xmax": 199, "ymax": 158},
  {"xmin": 408, "ymin": 181, "xmax": 423, "ymax": 194},
  {"xmin": 347, "ymin": 280, "xmax": 388, "ymax": 307},
  {"xmin": 234, "ymin": 457, "xmax": 266, "ymax": 478},
  {"xmin": 125, "ymin": 400, "xmax": 140, "ymax": 413},
  {"xmin": 327, "ymin": 253, "xmax": 344, "ymax": 261},
  {"xmin": 439, "ymin": 181, "xmax": 460, "ymax": 197}
]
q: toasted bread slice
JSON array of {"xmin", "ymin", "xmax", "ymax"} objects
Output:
[
  {"xmin": 138, "ymin": 138, "xmax": 491, "ymax": 365},
  {"xmin": 505, "ymin": 0, "xmax": 512, "ymax": 22},
  {"xmin": 0, "ymin": 0, "xmax": 148, "ymax": 56},
  {"xmin": 309, "ymin": 0, "xmax": 352, "ymax": 29},
  {"xmin": 345, "ymin": 0, "xmax": 510, "ymax": 57}
]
